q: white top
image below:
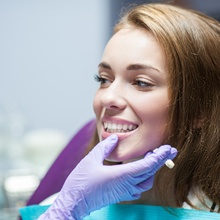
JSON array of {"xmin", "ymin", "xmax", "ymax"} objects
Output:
[{"xmin": 182, "ymin": 188, "xmax": 219, "ymax": 212}]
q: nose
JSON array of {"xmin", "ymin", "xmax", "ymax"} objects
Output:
[{"xmin": 100, "ymin": 81, "xmax": 126, "ymax": 110}]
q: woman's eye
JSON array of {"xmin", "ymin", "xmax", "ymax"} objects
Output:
[
  {"xmin": 94, "ymin": 74, "xmax": 111, "ymax": 85},
  {"xmin": 134, "ymin": 79, "xmax": 153, "ymax": 89}
]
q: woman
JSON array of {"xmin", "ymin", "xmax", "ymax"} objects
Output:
[
  {"xmin": 20, "ymin": 3, "xmax": 220, "ymax": 219},
  {"xmin": 93, "ymin": 2, "xmax": 220, "ymax": 211}
]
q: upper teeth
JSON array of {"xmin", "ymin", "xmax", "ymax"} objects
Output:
[{"xmin": 104, "ymin": 122, "xmax": 137, "ymax": 133}]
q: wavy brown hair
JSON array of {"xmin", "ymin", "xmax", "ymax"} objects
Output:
[{"xmin": 88, "ymin": 3, "xmax": 220, "ymax": 209}]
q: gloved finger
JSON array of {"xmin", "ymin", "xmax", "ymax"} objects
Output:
[
  {"xmin": 130, "ymin": 171, "xmax": 154, "ymax": 185},
  {"xmin": 140, "ymin": 145, "xmax": 177, "ymax": 173},
  {"xmin": 136, "ymin": 146, "xmax": 177, "ymax": 176},
  {"xmin": 120, "ymin": 191, "xmax": 141, "ymax": 202},
  {"xmin": 136, "ymin": 176, "xmax": 154, "ymax": 191},
  {"xmin": 88, "ymin": 134, "xmax": 118, "ymax": 162},
  {"xmin": 130, "ymin": 194, "xmax": 141, "ymax": 200},
  {"xmin": 127, "ymin": 172, "xmax": 155, "ymax": 190},
  {"xmin": 122, "ymin": 183, "xmax": 146, "ymax": 199},
  {"xmin": 122, "ymin": 145, "xmax": 177, "ymax": 177},
  {"xmin": 125, "ymin": 176, "xmax": 154, "ymax": 198},
  {"xmin": 131, "ymin": 151, "xmax": 175, "ymax": 187}
]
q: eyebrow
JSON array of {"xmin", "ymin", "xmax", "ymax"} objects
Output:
[
  {"xmin": 98, "ymin": 62, "xmax": 160, "ymax": 73},
  {"xmin": 98, "ymin": 62, "xmax": 112, "ymax": 70},
  {"xmin": 126, "ymin": 64, "xmax": 160, "ymax": 72}
]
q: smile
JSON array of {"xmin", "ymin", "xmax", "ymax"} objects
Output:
[{"xmin": 104, "ymin": 122, "xmax": 138, "ymax": 133}]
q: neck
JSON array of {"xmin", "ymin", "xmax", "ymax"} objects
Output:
[{"xmin": 120, "ymin": 182, "xmax": 178, "ymax": 207}]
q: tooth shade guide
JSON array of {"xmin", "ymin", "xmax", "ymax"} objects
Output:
[{"xmin": 165, "ymin": 159, "xmax": 175, "ymax": 169}]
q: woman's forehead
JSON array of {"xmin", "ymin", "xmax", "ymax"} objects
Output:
[{"xmin": 102, "ymin": 27, "xmax": 168, "ymax": 75}]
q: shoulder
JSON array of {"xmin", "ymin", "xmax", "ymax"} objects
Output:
[{"xmin": 182, "ymin": 188, "xmax": 219, "ymax": 212}]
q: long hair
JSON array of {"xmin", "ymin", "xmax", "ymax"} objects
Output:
[{"xmin": 89, "ymin": 3, "xmax": 220, "ymax": 209}]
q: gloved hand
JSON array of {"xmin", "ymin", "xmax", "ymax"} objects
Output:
[{"xmin": 38, "ymin": 134, "xmax": 177, "ymax": 220}]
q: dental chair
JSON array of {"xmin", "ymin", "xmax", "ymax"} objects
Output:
[{"xmin": 26, "ymin": 119, "xmax": 96, "ymax": 206}]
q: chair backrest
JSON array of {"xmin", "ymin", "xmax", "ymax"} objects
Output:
[{"xmin": 26, "ymin": 119, "xmax": 96, "ymax": 205}]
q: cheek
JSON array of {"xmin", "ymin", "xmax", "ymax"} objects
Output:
[
  {"xmin": 133, "ymin": 94, "xmax": 169, "ymax": 141},
  {"xmin": 93, "ymin": 92, "xmax": 101, "ymax": 118},
  {"xmin": 140, "ymin": 104, "xmax": 168, "ymax": 125},
  {"xmin": 137, "ymin": 90, "xmax": 169, "ymax": 122}
]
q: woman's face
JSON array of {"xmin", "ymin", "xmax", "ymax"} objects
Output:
[{"xmin": 93, "ymin": 27, "xmax": 169, "ymax": 162}]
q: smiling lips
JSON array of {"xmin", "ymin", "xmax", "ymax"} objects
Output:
[{"xmin": 104, "ymin": 121, "xmax": 138, "ymax": 133}]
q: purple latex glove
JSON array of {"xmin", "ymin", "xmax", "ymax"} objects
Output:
[{"xmin": 38, "ymin": 134, "xmax": 177, "ymax": 220}]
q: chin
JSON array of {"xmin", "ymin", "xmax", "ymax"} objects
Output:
[{"xmin": 105, "ymin": 147, "xmax": 144, "ymax": 163}]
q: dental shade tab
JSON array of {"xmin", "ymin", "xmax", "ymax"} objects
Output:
[{"xmin": 165, "ymin": 159, "xmax": 175, "ymax": 169}]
